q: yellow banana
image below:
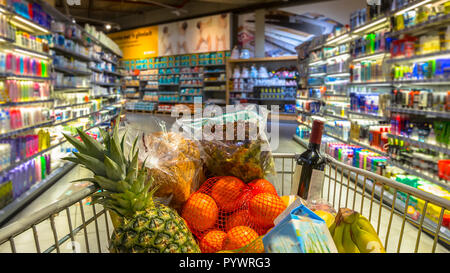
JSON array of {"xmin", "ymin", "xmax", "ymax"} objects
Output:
[
  {"xmin": 332, "ymin": 223, "xmax": 346, "ymax": 253},
  {"xmin": 342, "ymin": 223, "xmax": 360, "ymax": 253},
  {"xmin": 356, "ymin": 215, "xmax": 377, "ymax": 235},
  {"xmin": 350, "ymin": 222, "xmax": 386, "ymax": 253},
  {"xmin": 329, "ymin": 221, "xmax": 336, "ymax": 237}
]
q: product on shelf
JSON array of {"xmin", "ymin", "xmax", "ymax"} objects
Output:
[
  {"xmin": 0, "ymin": 79, "xmax": 50, "ymax": 103},
  {"xmin": 0, "ymin": 106, "xmax": 51, "ymax": 133}
]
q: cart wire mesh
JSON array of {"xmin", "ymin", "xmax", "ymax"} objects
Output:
[{"xmin": 0, "ymin": 153, "xmax": 449, "ymax": 253}]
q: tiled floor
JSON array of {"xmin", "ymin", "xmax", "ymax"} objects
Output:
[{"xmin": 0, "ymin": 112, "xmax": 448, "ymax": 253}]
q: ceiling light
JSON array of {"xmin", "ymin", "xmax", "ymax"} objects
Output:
[{"xmin": 105, "ymin": 24, "xmax": 111, "ymax": 30}]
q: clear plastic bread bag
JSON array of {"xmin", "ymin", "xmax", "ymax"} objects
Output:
[
  {"xmin": 122, "ymin": 115, "xmax": 205, "ymax": 211},
  {"xmin": 174, "ymin": 104, "xmax": 279, "ymax": 186}
]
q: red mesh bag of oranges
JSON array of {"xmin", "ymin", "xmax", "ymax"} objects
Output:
[{"xmin": 181, "ymin": 176, "xmax": 286, "ymax": 253}]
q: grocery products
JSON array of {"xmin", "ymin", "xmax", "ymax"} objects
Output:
[
  {"xmin": 63, "ymin": 124, "xmax": 200, "ymax": 253},
  {"xmin": 133, "ymin": 130, "xmax": 203, "ymax": 209},
  {"xmin": 263, "ymin": 204, "xmax": 338, "ymax": 253},
  {"xmin": 181, "ymin": 174, "xmax": 285, "ymax": 252},
  {"xmin": 181, "ymin": 193, "xmax": 219, "ymax": 231},
  {"xmin": 292, "ymin": 119, "xmax": 326, "ymax": 200},
  {"xmin": 330, "ymin": 208, "xmax": 385, "ymax": 253}
]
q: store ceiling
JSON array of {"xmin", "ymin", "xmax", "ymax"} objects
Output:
[{"xmin": 53, "ymin": 0, "xmax": 325, "ymax": 31}]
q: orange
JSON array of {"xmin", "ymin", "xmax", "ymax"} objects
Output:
[
  {"xmin": 248, "ymin": 179, "xmax": 277, "ymax": 195},
  {"xmin": 182, "ymin": 193, "xmax": 219, "ymax": 231},
  {"xmin": 249, "ymin": 192, "xmax": 286, "ymax": 227},
  {"xmin": 210, "ymin": 176, "xmax": 246, "ymax": 212},
  {"xmin": 223, "ymin": 226, "xmax": 259, "ymax": 251},
  {"xmin": 200, "ymin": 230, "xmax": 227, "ymax": 253},
  {"xmin": 225, "ymin": 209, "xmax": 251, "ymax": 232}
]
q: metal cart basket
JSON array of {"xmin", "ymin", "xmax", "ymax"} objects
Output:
[{"xmin": 0, "ymin": 153, "xmax": 449, "ymax": 253}]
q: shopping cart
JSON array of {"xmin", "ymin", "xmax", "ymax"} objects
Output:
[{"xmin": 0, "ymin": 153, "xmax": 448, "ymax": 253}]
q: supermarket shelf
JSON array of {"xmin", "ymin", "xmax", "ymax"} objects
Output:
[
  {"xmin": 0, "ymin": 162, "xmax": 75, "ymax": 226},
  {"xmin": 0, "ymin": 99, "xmax": 54, "ymax": 106},
  {"xmin": 349, "ymin": 138, "xmax": 388, "ymax": 156},
  {"xmin": 351, "ymin": 52, "xmax": 389, "ymax": 62},
  {"xmin": 348, "ymin": 110, "xmax": 387, "ymax": 120},
  {"xmin": 54, "ymin": 66, "xmax": 91, "ymax": 76},
  {"xmin": 326, "ymin": 72, "xmax": 351, "ymax": 77},
  {"xmin": 387, "ymin": 133, "xmax": 450, "ymax": 155},
  {"xmin": 324, "ymin": 132, "xmax": 348, "ymax": 143},
  {"xmin": 392, "ymin": 79, "xmax": 450, "ymax": 86},
  {"xmin": 324, "ymin": 92, "xmax": 348, "ymax": 97},
  {"xmin": 389, "ymin": 13, "xmax": 450, "ymax": 37},
  {"xmin": 6, "ymin": 8, "xmax": 52, "ymax": 35},
  {"xmin": 324, "ymin": 52, "xmax": 351, "ymax": 61},
  {"xmin": 227, "ymin": 56, "xmax": 297, "ymax": 63},
  {"xmin": 388, "ymin": 159, "xmax": 449, "ymax": 190},
  {"xmin": 293, "ymin": 134, "xmax": 309, "ymax": 148},
  {"xmin": 247, "ymin": 98, "xmax": 296, "ymax": 102},
  {"xmin": 54, "ymin": 86, "xmax": 90, "ymax": 92},
  {"xmin": 10, "ymin": 44, "xmax": 52, "ymax": 59},
  {"xmin": 204, "ymin": 80, "xmax": 226, "ymax": 83},
  {"xmin": 387, "ymin": 107, "xmax": 450, "ymax": 119},
  {"xmin": 0, "ymin": 113, "xmax": 119, "ymax": 226},
  {"xmin": 51, "ymin": 45, "xmax": 92, "ymax": 62},
  {"xmin": 230, "ymin": 90, "xmax": 253, "ymax": 93},
  {"xmin": 141, "ymin": 88, "xmax": 159, "ymax": 91},
  {"xmin": 103, "ymin": 70, "xmax": 123, "ymax": 77},
  {"xmin": 204, "ymin": 70, "xmax": 225, "ymax": 74},
  {"xmin": 0, "ymin": 120, "xmax": 54, "ymax": 139},
  {"xmin": 180, "ymin": 85, "xmax": 203, "ymax": 88},
  {"xmin": 180, "ymin": 78, "xmax": 203, "ymax": 81},
  {"xmin": 101, "ymin": 57, "xmax": 119, "ymax": 66},
  {"xmin": 0, "ymin": 73, "xmax": 51, "ymax": 81},
  {"xmin": 323, "ymin": 112, "xmax": 348, "ymax": 120},
  {"xmin": 91, "ymin": 57, "xmax": 103, "ymax": 63},
  {"xmin": 53, "ymin": 108, "xmax": 112, "ymax": 126},
  {"xmin": 349, "ymin": 81, "xmax": 393, "ymax": 86},
  {"xmin": 54, "ymin": 102, "xmax": 92, "ymax": 109},
  {"xmin": 89, "ymin": 67, "xmax": 103, "ymax": 73},
  {"xmin": 91, "ymin": 81, "xmax": 120, "ymax": 87},
  {"xmin": 204, "ymin": 90, "xmax": 226, "ymax": 92},
  {"xmin": 387, "ymin": 50, "xmax": 450, "ymax": 64},
  {"xmin": 351, "ymin": 15, "xmax": 389, "ymax": 35},
  {"xmin": 158, "ymin": 83, "xmax": 179, "ymax": 86}
]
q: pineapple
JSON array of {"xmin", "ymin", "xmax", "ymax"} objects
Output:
[{"xmin": 62, "ymin": 118, "xmax": 201, "ymax": 253}]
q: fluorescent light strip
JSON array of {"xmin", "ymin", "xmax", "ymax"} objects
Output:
[
  {"xmin": 326, "ymin": 53, "xmax": 350, "ymax": 62},
  {"xmin": 353, "ymin": 17, "xmax": 387, "ymax": 34},
  {"xmin": 352, "ymin": 52, "xmax": 386, "ymax": 62},
  {"xmin": 309, "ymin": 60, "xmax": 325, "ymax": 66},
  {"xmin": 394, "ymin": 0, "xmax": 432, "ymax": 16},
  {"xmin": 0, "ymin": 7, "xmax": 7, "ymax": 14},
  {"xmin": 12, "ymin": 15, "xmax": 50, "ymax": 34},
  {"xmin": 327, "ymin": 72, "xmax": 351, "ymax": 77},
  {"xmin": 14, "ymin": 48, "xmax": 49, "ymax": 60},
  {"xmin": 309, "ymin": 73, "xmax": 326, "ymax": 77},
  {"xmin": 326, "ymin": 34, "xmax": 349, "ymax": 46}
]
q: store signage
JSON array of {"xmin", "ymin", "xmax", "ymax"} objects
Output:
[
  {"xmin": 109, "ymin": 13, "xmax": 230, "ymax": 61},
  {"xmin": 108, "ymin": 25, "xmax": 159, "ymax": 60},
  {"xmin": 158, "ymin": 13, "xmax": 231, "ymax": 57}
]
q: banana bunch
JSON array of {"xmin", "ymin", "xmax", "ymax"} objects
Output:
[{"xmin": 329, "ymin": 208, "xmax": 385, "ymax": 253}]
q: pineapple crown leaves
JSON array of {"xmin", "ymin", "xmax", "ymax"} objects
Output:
[{"xmin": 63, "ymin": 121, "xmax": 159, "ymax": 218}]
